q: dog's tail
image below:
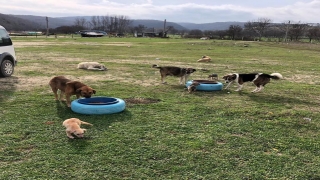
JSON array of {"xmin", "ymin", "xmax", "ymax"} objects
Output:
[
  {"xmin": 270, "ymin": 73, "xmax": 283, "ymax": 80},
  {"xmin": 80, "ymin": 121, "xmax": 93, "ymax": 126},
  {"xmin": 152, "ymin": 64, "xmax": 161, "ymax": 69}
]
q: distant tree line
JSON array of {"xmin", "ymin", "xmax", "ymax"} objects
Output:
[
  {"xmin": 46, "ymin": 15, "xmax": 174, "ymax": 37},
  {"xmin": 74, "ymin": 15, "xmax": 131, "ymax": 34},
  {"xmin": 41, "ymin": 16, "xmax": 320, "ymax": 42},
  {"xmin": 187, "ymin": 18, "xmax": 320, "ymax": 42}
]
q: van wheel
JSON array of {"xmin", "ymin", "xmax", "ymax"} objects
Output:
[{"xmin": 0, "ymin": 59, "xmax": 14, "ymax": 77}]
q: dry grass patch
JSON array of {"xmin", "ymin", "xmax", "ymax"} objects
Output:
[
  {"xmin": 13, "ymin": 40, "xmax": 134, "ymax": 47},
  {"xmin": 0, "ymin": 76, "xmax": 50, "ymax": 91},
  {"xmin": 286, "ymin": 74, "xmax": 320, "ymax": 84},
  {"xmin": 124, "ymin": 97, "xmax": 161, "ymax": 105}
]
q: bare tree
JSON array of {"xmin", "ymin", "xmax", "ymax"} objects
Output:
[
  {"xmin": 168, "ymin": 26, "xmax": 178, "ymax": 35},
  {"xmin": 74, "ymin": 15, "xmax": 132, "ymax": 34},
  {"xmin": 128, "ymin": 24, "xmax": 146, "ymax": 36},
  {"xmin": 282, "ymin": 20, "xmax": 291, "ymax": 41},
  {"xmin": 186, "ymin": 29, "xmax": 203, "ymax": 38},
  {"xmin": 288, "ymin": 22, "xmax": 309, "ymax": 41},
  {"xmin": 203, "ymin": 30, "xmax": 214, "ymax": 38},
  {"xmin": 91, "ymin": 16, "xmax": 98, "ymax": 29},
  {"xmin": 306, "ymin": 25, "xmax": 320, "ymax": 42},
  {"xmin": 264, "ymin": 25, "xmax": 285, "ymax": 41},
  {"xmin": 212, "ymin": 30, "xmax": 228, "ymax": 39},
  {"xmin": 55, "ymin": 25, "xmax": 83, "ymax": 34},
  {"xmin": 136, "ymin": 24, "xmax": 147, "ymax": 32},
  {"xmin": 244, "ymin": 18, "xmax": 272, "ymax": 40},
  {"xmin": 107, "ymin": 16, "xmax": 116, "ymax": 33},
  {"xmin": 74, "ymin": 17, "xmax": 87, "ymax": 28},
  {"xmin": 116, "ymin": 15, "xmax": 132, "ymax": 33},
  {"xmin": 227, "ymin": 25, "xmax": 242, "ymax": 40},
  {"xmin": 101, "ymin": 16, "xmax": 109, "ymax": 31}
]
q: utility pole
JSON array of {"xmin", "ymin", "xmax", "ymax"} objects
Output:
[
  {"xmin": 285, "ymin": 20, "xmax": 290, "ymax": 42},
  {"xmin": 46, "ymin": 17, "xmax": 49, "ymax": 37},
  {"xmin": 163, "ymin": 19, "xmax": 166, "ymax": 38}
]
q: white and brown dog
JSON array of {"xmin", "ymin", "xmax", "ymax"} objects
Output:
[
  {"xmin": 152, "ymin": 64, "xmax": 196, "ymax": 84},
  {"xmin": 77, "ymin": 62, "xmax": 107, "ymax": 71},
  {"xmin": 222, "ymin": 73, "xmax": 283, "ymax": 92}
]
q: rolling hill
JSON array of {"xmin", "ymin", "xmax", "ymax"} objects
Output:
[{"xmin": 0, "ymin": 13, "xmax": 245, "ymax": 31}]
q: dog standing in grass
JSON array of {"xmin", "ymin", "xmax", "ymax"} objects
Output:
[
  {"xmin": 208, "ymin": 73, "xmax": 218, "ymax": 81},
  {"xmin": 152, "ymin": 64, "xmax": 196, "ymax": 84},
  {"xmin": 49, "ymin": 76, "xmax": 96, "ymax": 107},
  {"xmin": 222, "ymin": 72, "xmax": 283, "ymax": 92}
]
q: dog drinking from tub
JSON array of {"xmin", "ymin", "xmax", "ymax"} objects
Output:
[
  {"xmin": 49, "ymin": 76, "xmax": 96, "ymax": 107},
  {"xmin": 222, "ymin": 72, "xmax": 283, "ymax": 92},
  {"xmin": 187, "ymin": 81, "xmax": 200, "ymax": 93},
  {"xmin": 152, "ymin": 64, "xmax": 196, "ymax": 84},
  {"xmin": 77, "ymin": 62, "xmax": 107, "ymax": 71}
]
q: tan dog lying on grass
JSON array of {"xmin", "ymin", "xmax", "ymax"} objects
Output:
[
  {"xmin": 77, "ymin": 62, "xmax": 107, "ymax": 71},
  {"xmin": 197, "ymin": 55, "xmax": 211, "ymax": 62},
  {"xmin": 49, "ymin": 76, "xmax": 96, "ymax": 107},
  {"xmin": 62, "ymin": 118, "xmax": 93, "ymax": 139}
]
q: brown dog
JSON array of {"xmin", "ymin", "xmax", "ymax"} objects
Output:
[
  {"xmin": 208, "ymin": 73, "xmax": 218, "ymax": 81},
  {"xmin": 152, "ymin": 64, "xmax": 196, "ymax": 84},
  {"xmin": 49, "ymin": 76, "xmax": 96, "ymax": 107},
  {"xmin": 62, "ymin": 118, "xmax": 93, "ymax": 139}
]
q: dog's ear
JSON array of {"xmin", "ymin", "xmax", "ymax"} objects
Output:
[
  {"xmin": 93, "ymin": 90, "xmax": 96, "ymax": 94},
  {"xmin": 66, "ymin": 81, "xmax": 76, "ymax": 85},
  {"xmin": 76, "ymin": 88, "xmax": 82, "ymax": 93},
  {"xmin": 82, "ymin": 128, "xmax": 87, "ymax": 132}
]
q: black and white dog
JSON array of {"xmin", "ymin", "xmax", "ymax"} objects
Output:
[{"xmin": 222, "ymin": 73, "xmax": 283, "ymax": 92}]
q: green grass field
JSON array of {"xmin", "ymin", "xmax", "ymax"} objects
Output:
[{"xmin": 1, "ymin": 35, "xmax": 320, "ymax": 179}]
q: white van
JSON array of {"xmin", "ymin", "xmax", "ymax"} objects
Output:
[{"xmin": 0, "ymin": 25, "xmax": 17, "ymax": 77}]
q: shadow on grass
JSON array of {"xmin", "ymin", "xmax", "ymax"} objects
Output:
[
  {"xmin": 244, "ymin": 91, "xmax": 318, "ymax": 107},
  {"xmin": 0, "ymin": 76, "xmax": 18, "ymax": 102}
]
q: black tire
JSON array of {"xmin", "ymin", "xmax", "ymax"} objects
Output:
[{"xmin": 0, "ymin": 59, "xmax": 14, "ymax": 77}]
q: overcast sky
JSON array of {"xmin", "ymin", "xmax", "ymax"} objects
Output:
[{"xmin": 2, "ymin": 0, "xmax": 319, "ymax": 23}]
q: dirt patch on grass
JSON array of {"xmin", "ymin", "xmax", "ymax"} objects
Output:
[
  {"xmin": 13, "ymin": 41, "xmax": 59, "ymax": 48},
  {"xmin": 286, "ymin": 74, "xmax": 320, "ymax": 84}
]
